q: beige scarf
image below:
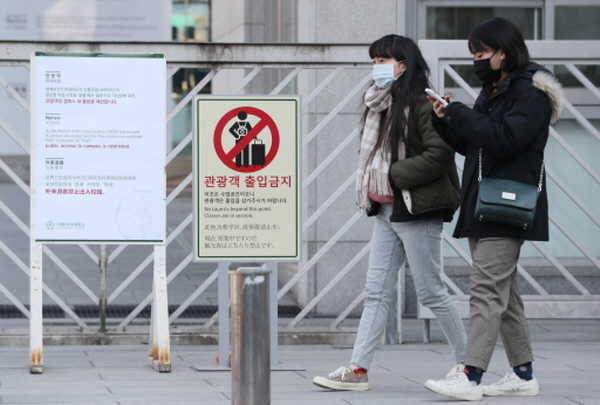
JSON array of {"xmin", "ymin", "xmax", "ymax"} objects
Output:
[{"xmin": 356, "ymin": 85, "xmax": 406, "ymax": 210}]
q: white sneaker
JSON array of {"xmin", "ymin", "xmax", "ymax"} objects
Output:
[
  {"xmin": 313, "ymin": 366, "xmax": 369, "ymax": 391},
  {"xmin": 482, "ymin": 372, "xmax": 539, "ymax": 397},
  {"xmin": 424, "ymin": 370, "xmax": 483, "ymax": 401}
]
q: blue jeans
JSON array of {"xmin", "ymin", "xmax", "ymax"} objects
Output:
[{"xmin": 351, "ymin": 204, "xmax": 467, "ymax": 370}]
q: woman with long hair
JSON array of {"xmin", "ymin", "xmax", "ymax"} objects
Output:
[
  {"xmin": 312, "ymin": 34, "xmax": 467, "ymax": 391},
  {"xmin": 424, "ymin": 18, "xmax": 563, "ymax": 401}
]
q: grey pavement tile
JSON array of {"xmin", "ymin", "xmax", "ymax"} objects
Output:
[
  {"xmin": 98, "ymin": 371, "xmax": 203, "ymax": 384},
  {"xmin": 194, "ymin": 375, "xmax": 233, "ymax": 387},
  {"xmin": 115, "ymin": 392, "xmax": 230, "ymax": 404},
  {"xmin": 105, "ymin": 383, "xmax": 221, "ymax": 394},
  {"xmin": 2, "ymin": 394, "xmax": 223, "ymax": 405},
  {"xmin": 1, "ymin": 401, "xmax": 119, "ymax": 405},
  {"xmin": 2, "ymin": 385, "xmax": 111, "ymax": 396},
  {"xmin": 1, "ymin": 341, "xmax": 600, "ymax": 404}
]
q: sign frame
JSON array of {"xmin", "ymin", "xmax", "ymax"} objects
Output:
[
  {"xmin": 30, "ymin": 52, "xmax": 167, "ymax": 244},
  {"xmin": 193, "ymin": 95, "xmax": 302, "ymax": 262},
  {"xmin": 28, "ymin": 51, "xmax": 170, "ymax": 373}
]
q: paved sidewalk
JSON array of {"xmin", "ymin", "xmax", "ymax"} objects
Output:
[
  {"xmin": 1, "ymin": 337, "xmax": 599, "ymax": 404},
  {"xmin": 1, "ymin": 182, "xmax": 599, "ymax": 404}
]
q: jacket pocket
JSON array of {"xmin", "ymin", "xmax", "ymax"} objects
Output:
[{"xmin": 403, "ymin": 173, "xmax": 460, "ymax": 215}]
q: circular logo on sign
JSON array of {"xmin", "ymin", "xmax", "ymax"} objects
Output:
[{"xmin": 213, "ymin": 106, "xmax": 280, "ymax": 173}]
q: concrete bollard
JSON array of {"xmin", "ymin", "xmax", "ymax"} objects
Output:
[{"xmin": 229, "ymin": 267, "xmax": 271, "ymax": 405}]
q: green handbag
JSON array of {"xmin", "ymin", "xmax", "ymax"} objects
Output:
[{"xmin": 474, "ymin": 149, "xmax": 543, "ymax": 230}]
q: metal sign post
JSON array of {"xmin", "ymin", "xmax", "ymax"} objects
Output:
[
  {"xmin": 29, "ymin": 242, "xmax": 43, "ymax": 374},
  {"xmin": 147, "ymin": 244, "xmax": 171, "ymax": 372},
  {"xmin": 230, "ymin": 267, "xmax": 271, "ymax": 405},
  {"xmin": 216, "ymin": 261, "xmax": 279, "ymax": 369},
  {"xmin": 217, "ymin": 261, "xmax": 230, "ymax": 368}
]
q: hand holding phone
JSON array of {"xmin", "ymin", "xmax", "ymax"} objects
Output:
[{"xmin": 425, "ymin": 88, "xmax": 448, "ymax": 106}]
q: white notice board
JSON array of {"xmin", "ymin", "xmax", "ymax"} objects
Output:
[
  {"xmin": 193, "ymin": 96, "xmax": 301, "ymax": 261},
  {"xmin": 31, "ymin": 53, "xmax": 166, "ymax": 242}
]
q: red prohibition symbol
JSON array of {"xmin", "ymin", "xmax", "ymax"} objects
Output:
[{"xmin": 213, "ymin": 106, "xmax": 280, "ymax": 173}]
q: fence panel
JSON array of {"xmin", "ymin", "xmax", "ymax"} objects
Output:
[{"xmin": 0, "ymin": 40, "xmax": 598, "ymax": 345}]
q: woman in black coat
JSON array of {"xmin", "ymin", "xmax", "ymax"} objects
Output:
[{"xmin": 423, "ymin": 18, "xmax": 563, "ymax": 401}]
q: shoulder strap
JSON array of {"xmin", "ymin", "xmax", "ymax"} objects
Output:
[{"xmin": 478, "ymin": 147, "xmax": 544, "ymax": 192}]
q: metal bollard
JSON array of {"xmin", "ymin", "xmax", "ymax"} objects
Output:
[{"xmin": 229, "ymin": 267, "xmax": 271, "ymax": 405}]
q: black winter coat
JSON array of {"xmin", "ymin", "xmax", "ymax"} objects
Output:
[{"xmin": 431, "ymin": 62, "xmax": 563, "ymax": 241}]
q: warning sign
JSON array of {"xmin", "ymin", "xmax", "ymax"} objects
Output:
[{"xmin": 193, "ymin": 96, "xmax": 301, "ymax": 261}]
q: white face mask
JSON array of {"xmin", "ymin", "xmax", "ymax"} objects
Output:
[{"xmin": 372, "ymin": 61, "xmax": 404, "ymax": 89}]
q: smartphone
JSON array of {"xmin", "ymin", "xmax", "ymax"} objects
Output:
[{"xmin": 425, "ymin": 88, "xmax": 448, "ymax": 106}]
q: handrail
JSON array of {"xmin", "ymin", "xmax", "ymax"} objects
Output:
[{"xmin": 0, "ymin": 41, "xmax": 372, "ymax": 65}]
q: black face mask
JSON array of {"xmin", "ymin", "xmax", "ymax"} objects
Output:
[{"xmin": 473, "ymin": 50, "xmax": 502, "ymax": 84}]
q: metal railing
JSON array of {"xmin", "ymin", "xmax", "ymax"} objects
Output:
[{"xmin": 0, "ymin": 40, "xmax": 598, "ymax": 345}]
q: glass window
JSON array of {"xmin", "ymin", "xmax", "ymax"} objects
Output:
[
  {"xmin": 426, "ymin": 7, "xmax": 542, "ymax": 40},
  {"xmin": 426, "ymin": 7, "xmax": 542, "ymax": 88},
  {"xmin": 172, "ymin": 0, "xmax": 210, "ymax": 42},
  {"xmin": 280, "ymin": 0, "xmax": 297, "ymax": 43},
  {"xmin": 555, "ymin": 7, "xmax": 600, "ymax": 40},
  {"xmin": 553, "ymin": 7, "xmax": 600, "ymax": 88},
  {"xmin": 170, "ymin": 1, "xmax": 211, "ymax": 155},
  {"xmin": 554, "ymin": 65, "xmax": 600, "ymax": 88}
]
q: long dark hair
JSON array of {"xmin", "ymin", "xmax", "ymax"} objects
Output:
[
  {"xmin": 362, "ymin": 34, "xmax": 431, "ymax": 162},
  {"xmin": 468, "ymin": 17, "xmax": 530, "ymax": 72}
]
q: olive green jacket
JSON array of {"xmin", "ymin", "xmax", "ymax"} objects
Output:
[{"xmin": 388, "ymin": 98, "xmax": 460, "ymax": 220}]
